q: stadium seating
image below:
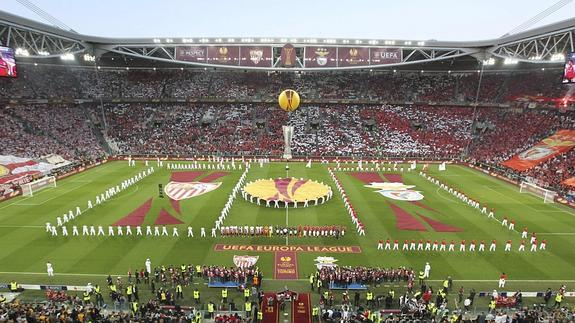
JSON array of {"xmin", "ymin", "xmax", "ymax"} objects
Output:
[
  {"xmin": 1, "ymin": 65, "xmax": 575, "ymax": 200},
  {"xmin": 0, "ymin": 65, "xmax": 569, "ymax": 102}
]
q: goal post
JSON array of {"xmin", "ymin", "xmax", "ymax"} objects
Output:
[
  {"xmin": 519, "ymin": 181, "xmax": 557, "ymax": 203},
  {"xmin": 21, "ymin": 176, "xmax": 57, "ymax": 197}
]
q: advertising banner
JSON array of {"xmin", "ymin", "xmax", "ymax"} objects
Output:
[
  {"xmin": 338, "ymin": 47, "xmax": 369, "ymax": 67},
  {"xmin": 280, "ymin": 44, "xmax": 297, "ymax": 67},
  {"xmin": 370, "ymin": 47, "xmax": 402, "ymax": 65},
  {"xmin": 175, "ymin": 46, "xmax": 207, "ymax": 63},
  {"xmin": 206, "ymin": 46, "xmax": 240, "ymax": 65},
  {"xmin": 304, "ymin": 46, "xmax": 337, "ymax": 68},
  {"xmin": 239, "ymin": 46, "xmax": 272, "ymax": 67}
]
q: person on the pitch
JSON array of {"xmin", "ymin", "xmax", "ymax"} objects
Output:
[
  {"xmin": 505, "ymin": 240, "xmax": 512, "ymax": 252},
  {"xmin": 498, "ymin": 273, "xmax": 507, "ymax": 288}
]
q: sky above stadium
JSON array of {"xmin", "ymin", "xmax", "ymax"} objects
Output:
[{"xmin": 2, "ymin": 0, "xmax": 574, "ymax": 41}]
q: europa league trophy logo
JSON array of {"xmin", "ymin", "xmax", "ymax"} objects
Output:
[{"xmin": 282, "ymin": 125, "xmax": 294, "ymax": 160}]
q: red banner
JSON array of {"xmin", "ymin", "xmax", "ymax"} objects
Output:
[
  {"xmin": 502, "ymin": 130, "xmax": 575, "ymax": 171},
  {"xmin": 370, "ymin": 48, "xmax": 402, "ymax": 65},
  {"xmin": 261, "ymin": 293, "xmax": 279, "ymax": 323},
  {"xmin": 292, "ymin": 293, "xmax": 312, "ymax": 323},
  {"xmin": 562, "ymin": 177, "xmax": 575, "ymax": 188},
  {"xmin": 304, "ymin": 47, "xmax": 337, "ymax": 68},
  {"xmin": 213, "ymin": 244, "xmax": 362, "ymax": 253},
  {"xmin": 338, "ymin": 47, "xmax": 369, "ymax": 67},
  {"xmin": 274, "ymin": 251, "xmax": 298, "ymax": 279},
  {"xmin": 239, "ymin": 46, "xmax": 272, "ymax": 67},
  {"xmin": 175, "ymin": 46, "xmax": 207, "ymax": 63},
  {"xmin": 206, "ymin": 46, "xmax": 240, "ymax": 65}
]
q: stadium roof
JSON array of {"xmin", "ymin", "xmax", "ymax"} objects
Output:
[{"xmin": 0, "ymin": 9, "xmax": 573, "ymax": 70}]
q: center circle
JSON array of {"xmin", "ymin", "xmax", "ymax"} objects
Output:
[{"xmin": 243, "ymin": 177, "xmax": 332, "ymax": 207}]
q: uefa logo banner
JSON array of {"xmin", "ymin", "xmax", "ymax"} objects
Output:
[
  {"xmin": 164, "ymin": 181, "xmax": 221, "ymax": 201},
  {"xmin": 233, "ymin": 255, "xmax": 259, "ymax": 268}
]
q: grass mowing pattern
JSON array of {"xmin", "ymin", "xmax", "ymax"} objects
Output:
[{"xmin": 0, "ymin": 160, "xmax": 574, "ymax": 296}]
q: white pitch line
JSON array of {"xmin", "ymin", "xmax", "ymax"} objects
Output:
[
  {"xmin": 0, "ymin": 187, "xmax": 57, "ymax": 210},
  {"xmin": 0, "ymin": 166, "xmax": 116, "ymax": 210},
  {"xmin": 0, "ymin": 225, "xmax": 42, "ymax": 228},
  {"xmin": 482, "ymin": 185, "xmax": 540, "ymax": 212},
  {"xmin": 0, "ymin": 271, "xmax": 122, "ymax": 277},
  {"xmin": 434, "ymin": 187, "xmax": 458, "ymax": 204},
  {"xmin": 19, "ymin": 181, "xmax": 94, "ymax": 207}
]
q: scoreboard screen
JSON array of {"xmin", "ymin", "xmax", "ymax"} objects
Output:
[
  {"xmin": 562, "ymin": 52, "xmax": 575, "ymax": 84},
  {"xmin": 0, "ymin": 46, "xmax": 17, "ymax": 78}
]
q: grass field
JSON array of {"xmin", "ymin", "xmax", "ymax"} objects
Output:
[{"xmin": 1, "ymin": 159, "xmax": 575, "ymax": 308}]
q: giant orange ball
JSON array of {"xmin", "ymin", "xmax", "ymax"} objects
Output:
[{"xmin": 278, "ymin": 89, "xmax": 300, "ymax": 112}]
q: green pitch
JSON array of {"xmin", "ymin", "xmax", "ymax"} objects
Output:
[{"xmin": 1, "ymin": 160, "xmax": 574, "ymax": 298}]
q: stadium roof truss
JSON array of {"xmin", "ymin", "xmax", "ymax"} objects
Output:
[
  {"xmin": 106, "ymin": 44, "xmax": 474, "ymax": 70},
  {"xmin": 489, "ymin": 26, "xmax": 575, "ymax": 63},
  {"xmin": 0, "ymin": 9, "xmax": 573, "ymax": 68},
  {"xmin": 0, "ymin": 17, "xmax": 86, "ymax": 58}
]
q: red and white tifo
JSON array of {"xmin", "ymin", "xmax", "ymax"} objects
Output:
[{"xmin": 164, "ymin": 181, "xmax": 221, "ymax": 201}]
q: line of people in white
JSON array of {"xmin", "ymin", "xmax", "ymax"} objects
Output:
[
  {"xmin": 419, "ymin": 171, "xmax": 546, "ymax": 251},
  {"xmin": 129, "ymin": 157, "xmax": 164, "ymax": 168},
  {"xmin": 331, "ymin": 159, "xmax": 420, "ymax": 173},
  {"xmin": 212, "ymin": 165, "xmax": 250, "ymax": 232},
  {"xmin": 377, "ymin": 237, "xmax": 546, "ymax": 252},
  {"xmin": 167, "ymin": 161, "xmax": 242, "ymax": 171},
  {"xmin": 328, "ymin": 168, "xmax": 365, "ymax": 235},
  {"xmin": 45, "ymin": 166, "xmax": 156, "ymax": 235},
  {"xmin": 48, "ymin": 224, "xmax": 217, "ymax": 238}
]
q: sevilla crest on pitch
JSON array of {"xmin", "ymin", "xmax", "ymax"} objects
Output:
[
  {"xmin": 233, "ymin": 255, "xmax": 259, "ymax": 269},
  {"xmin": 164, "ymin": 181, "xmax": 221, "ymax": 201}
]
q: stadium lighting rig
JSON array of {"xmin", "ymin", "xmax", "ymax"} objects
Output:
[
  {"xmin": 483, "ymin": 58, "xmax": 496, "ymax": 66},
  {"xmin": 504, "ymin": 58, "xmax": 518, "ymax": 65},
  {"xmin": 83, "ymin": 54, "xmax": 95, "ymax": 62},
  {"xmin": 60, "ymin": 53, "xmax": 75, "ymax": 61},
  {"xmin": 550, "ymin": 53, "xmax": 565, "ymax": 61},
  {"xmin": 37, "ymin": 50, "xmax": 50, "ymax": 56},
  {"xmin": 15, "ymin": 48, "xmax": 30, "ymax": 56}
]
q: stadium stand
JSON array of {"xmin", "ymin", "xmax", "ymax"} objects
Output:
[{"xmin": 1, "ymin": 65, "xmax": 575, "ymax": 200}]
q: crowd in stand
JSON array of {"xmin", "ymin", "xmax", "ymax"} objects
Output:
[
  {"xmin": 1, "ymin": 65, "xmax": 575, "ymax": 198},
  {"xmin": 1, "ymin": 100, "xmax": 574, "ymax": 197},
  {"xmin": 0, "ymin": 104, "xmax": 105, "ymax": 162},
  {"xmin": 0, "ymin": 64, "xmax": 569, "ymax": 102}
]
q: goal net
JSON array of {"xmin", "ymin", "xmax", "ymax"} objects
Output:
[
  {"xmin": 519, "ymin": 181, "xmax": 557, "ymax": 203},
  {"xmin": 21, "ymin": 176, "xmax": 57, "ymax": 197}
]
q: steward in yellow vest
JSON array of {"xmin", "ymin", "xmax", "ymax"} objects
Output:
[
  {"xmin": 131, "ymin": 301, "xmax": 138, "ymax": 314},
  {"xmin": 244, "ymin": 288, "xmax": 250, "ymax": 301},
  {"xmin": 9, "ymin": 282, "xmax": 17, "ymax": 292},
  {"xmin": 207, "ymin": 302, "xmax": 215, "ymax": 318},
  {"xmin": 176, "ymin": 284, "xmax": 183, "ymax": 299},
  {"xmin": 82, "ymin": 291, "xmax": 91, "ymax": 304},
  {"xmin": 193, "ymin": 288, "xmax": 200, "ymax": 304}
]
